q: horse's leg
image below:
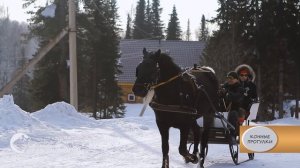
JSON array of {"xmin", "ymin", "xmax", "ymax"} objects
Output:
[
  {"xmin": 192, "ymin": 120, "xmax": 200, "ymax": 155},
  {"xmin": 178, "ymin": 127, "xmax": 189, "ymax": 156},
  {"xmin": 156, "ymin": 121, "xmax": 170, "ymax": 168},
  {"xmin": 179, "ymin": 126, "xmax": 198, "ymax": 164},
  {"xmin": 189, "ymin": 120, "xmax": 200, "ymax": 164},
  {"xmin": 199, "ymin": 113, "xmax": 213, "ymax": 168}
]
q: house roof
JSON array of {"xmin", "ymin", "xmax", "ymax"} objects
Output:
[{"xmin": 118, "ymin": 39, "xmax": 206, "ymax": 83}]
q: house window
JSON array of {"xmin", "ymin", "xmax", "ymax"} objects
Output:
[{"xmin": 128, "ymin": 94, "xmax": 136, "ymax": 102}]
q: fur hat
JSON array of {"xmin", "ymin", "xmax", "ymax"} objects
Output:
[
  {"xmin": 235, "ymin": 64, "xmax": 256, "ymax": 82},
  {"xmin": 227, "ymin": 71, "xmax": 238, "ymax": 79}
]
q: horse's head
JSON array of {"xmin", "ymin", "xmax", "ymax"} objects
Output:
[{"xmin": 132, "ymin": 48, "xmax": 161, "ymax": 97}]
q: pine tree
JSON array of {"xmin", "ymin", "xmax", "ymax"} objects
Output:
[
  {"xmin": 203, "ymin": 0, "xmax": 257, "ymax": 77},
  {"xmin": 23, "ymin": 0, "xmax": 69, "ymax": 111},
  {"xmin": 185, "ymin": 19, "xmax": 191, "ymax": 41},
  {"xmin": 151, "ymin": 0, "xmax": 164, "ymax": 39},
  {"xmin": 166, "ymin": 5, "xmax": 181, "ymax": 40},
  {"xmin": 203, "ymin": 0, "xmax": 300, "ymax": 120},
  {"xmin": 83, "ymin": 0, "xmax": 125, "ymax": 118},
  {"xmin": 23, "ymin": 0, "xmax": 125, "ymax": 117},
  {"xmin": 132, "ymin": 0, "xmax": 148, "ymax": 39},
  {"xmin": 256, "ymin": 0, "xmax": 300, "ymax": 119},
  {"xmin": 144, "ymin": 0, "xmax": 153, "ymax": 36},
  {"xmin": 198, "ymin": 15, "xmax": 209, "ymax": 41},
  {"xmin": 125, "ymin": 13, "xmax": 132, "ymax": 39}
]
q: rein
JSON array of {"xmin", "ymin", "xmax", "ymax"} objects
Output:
[
  {"xmin": 150, "ymin": 73, "xmax": 182, "ymax": 89},
  {"xmin": 150, "ymin": 68, "xmax": 193, "ymax": 89},
  {"xmin": 150, "ymin": 67, "xmax": 212, "ymax": 89}
]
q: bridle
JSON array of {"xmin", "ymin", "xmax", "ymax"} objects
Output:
[{"xmin": 136, "ymin": 61, "xmax": 183, "ymax": 91}]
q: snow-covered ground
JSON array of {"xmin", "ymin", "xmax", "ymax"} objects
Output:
[{"xmin": 1, "ymin": 95, "xmax": 300, "ymax": 168}]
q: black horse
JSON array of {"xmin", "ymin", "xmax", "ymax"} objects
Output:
[{"xmin": 132, "ymin": 48, "xmax": 219, "ymax": 168}]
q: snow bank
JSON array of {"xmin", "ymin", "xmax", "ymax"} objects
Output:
[
  {"xmin": 32, "ymin": 102, "xmax": 97, "ymax": 128},
  {"xmin": 0, "ymin": 95, "xmax": 97, "ymax": 130},
  {"xmin": 0, "ymin": 95, "xmax": 40, "ymax": 131},
  {"xmin": 1, "ymin": 96, "xmax": 300, "ymax": 167},
  {"xmin": 268, "ymin": 117, "xmax": 300, "ymax": 125}
]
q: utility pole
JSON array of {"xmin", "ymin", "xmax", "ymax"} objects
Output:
[{"xmin": 69, "ymin": 0, "xmax": 78, "ymax": 110}]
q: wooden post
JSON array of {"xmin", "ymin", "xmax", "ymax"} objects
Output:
[{"xmin": 69, "ymin": 0, "xmax": 78, "ymax": 110}]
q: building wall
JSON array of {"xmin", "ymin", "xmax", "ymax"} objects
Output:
[{"xmin": 119, "ymin": 82, "xmax": 143, "ymax": 103}]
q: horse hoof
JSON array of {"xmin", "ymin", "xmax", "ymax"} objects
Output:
[
  {"xmin": 199, "ymin": 157, "xmax": 205, "ymax": 168},
  {"xmin": 191, "ymin": 153, "xmax": 199, "ymax": 164},
  {"xmin": 183, "ymin": 153, "xmax": 198, "ymax": 164}
]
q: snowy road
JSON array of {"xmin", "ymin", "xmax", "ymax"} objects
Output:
[{"xmin": 1, "ymin": 96, "xmax": 300, "ymax": 168}]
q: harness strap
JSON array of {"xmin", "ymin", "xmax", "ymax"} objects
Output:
[
  {"xmin": 151, "ymin": 73, "xmax": 182, "ymax": 89},
  {"xmin": 150, "ymin": 67, "xmax": 212, "ymax": 90},
  {"xmin": 150, "ymin": 101, "xmax": 199, "ymax": 116}
]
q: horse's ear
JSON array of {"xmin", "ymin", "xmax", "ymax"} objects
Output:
[{"xmin": 143, "ymin": 48, "xmax": 148, "ymax": 57}]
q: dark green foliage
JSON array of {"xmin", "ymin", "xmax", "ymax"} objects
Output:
[
  {"xmin": 203, "ymin": 0, "xmax": 300, "ymax": 120},
  {"xmin": 23, "ymin": 0, "xmax": 125, "ymax": 118},
  {"xmin": 23, "ymin": 0, "xmax": 69, "ymax": 111},
  {"xmin": 81, "ymin": 0, "xmax": 125, "ymax": 118},
  {"xmin": 13, "ymin": 75, "xmax": 32, "ymax": 111},
  {"xmin": 144, "ymin": 0, "xmax": 153, "ymax": 36},
  {"xmin": 185, "ymin": 19, "xmax": 191, "ymax": 41},
  {"xmin": 132, "ymin": 0, "xmax": 164, "ymax": 39},
  {"xmin": 151, "ymin": 0, "xmax": 164, "ymax": 39},
  {"xmin": 125, "ymin": 14, "xmax": 132, "ymax": 39},
  {"xmin": 166, "ymin": 5, "xmax": 182, "ymax": 40},
  {"xmin": 132, "ymin": 0, "xmax": 148, "ymax": 39},
  {"xmin": 198, "ymin": 15, "xmax": 209, "ymax": 41}
]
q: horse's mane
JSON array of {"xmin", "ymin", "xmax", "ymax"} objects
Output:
[{"xmin": 157, "ymin": 53, "xmax": 181, "ymax": 73}]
